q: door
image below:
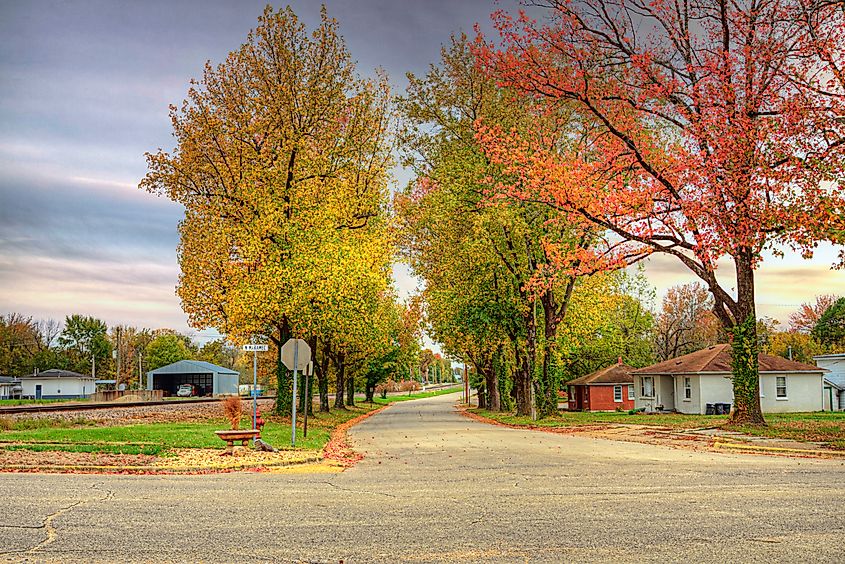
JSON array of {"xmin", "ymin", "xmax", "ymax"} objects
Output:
[{"xmin": 35, "ymin": 384, "xmax": 42, "ymax": 399}]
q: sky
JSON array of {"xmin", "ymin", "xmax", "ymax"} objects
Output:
[{"xmin": 0, "ymin": 0, "xmax": 842, "ymax": 347}]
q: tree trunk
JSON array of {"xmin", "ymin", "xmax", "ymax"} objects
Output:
[
  {"xmin": 272, "ymin": 321, "xmax": 292, "ymax": 416},
  {"xmin": 727, "ymin": 252, "xmax": 766, "ymax": 426},
  {"xmin": 318, "ymin": 350, "xmax": 330, "ymax": 413},
  {"xmin": 334, "ymin": 352, "xmax": 346, "ymax": 410},
  {"xmin": 538, "ymin": 290, "xmax": 560, "ymax": 417},
  {"xmin": 484, "ymin": 357, "xmax": 501, "ymax": 411},
  {"xmin": 346, "ymin": 374, "xmax": 355, "ymax": 407},
  {"xmin": 514, "ymin": 310, "xmax": 535, "ymax": 417}
]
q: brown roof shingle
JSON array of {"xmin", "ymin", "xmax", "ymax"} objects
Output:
[
  {"xmin": 567, "ymin": 363, "xmax": 634, "ymax": 385},
  {"xmin": 633, "ymin": 344, "xmax": 824, "ymax": 375}
]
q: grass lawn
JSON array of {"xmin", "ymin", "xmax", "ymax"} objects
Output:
[
  {"xmin": 372, "ymin": 385, "xmax": 462, "ymax": 405},
  {"xmin": 473, "ymin": 409, "xmax": 727, "ymax": 429},
  {"xmin": 0, "ymin": 404, "xmax": 379, "ymax": 456},
  {"xmin": 472, "ymin": 408, "xmax": 845, "ymax": 449},
  {"xmin": 0, "ymin": 399, "xmax": 83, "ymax": 406},
  {"xmin": 732, "ymin": 412, "xmax": 845, "ymax": 450}
]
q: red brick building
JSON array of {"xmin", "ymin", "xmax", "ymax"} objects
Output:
[{"xmin": 567, "ymin": 362, "xmax": 635, "ymax": 411}]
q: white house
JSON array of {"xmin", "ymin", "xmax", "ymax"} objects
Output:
[
  {"xmin": 633, "ymin": 344, "xmax": 826, "ymax": 414},
  {"xmin": 19, "ymin": 369, "xmax": 96, "ymax": 400},
  {"xmin": 815, "ymin": 353, "xmax": 845, "ymax": 411}
]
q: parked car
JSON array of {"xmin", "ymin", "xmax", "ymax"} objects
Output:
[{"xmin": 176, "ymin": 384, "xmax": 197, "ymax": 397}]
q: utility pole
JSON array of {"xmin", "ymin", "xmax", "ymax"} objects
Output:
[
  {"xmin": 138, "ymin": 352, "xmax": 143, "ymax": 390},
  {"xmin": 116, "ymin": 326, "xmax": 121, "ymax": 389}
]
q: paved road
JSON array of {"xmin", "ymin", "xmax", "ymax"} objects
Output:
[{"xmin": 1, "ymin": 392, "xmax": 844, "ymax": 563}]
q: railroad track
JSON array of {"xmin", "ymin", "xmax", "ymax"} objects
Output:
[{"xmin": 0, "ymin": 396, "xmax": 275, "ymax": 415}]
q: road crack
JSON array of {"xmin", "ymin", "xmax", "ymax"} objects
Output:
[
  {"xmin": 0, "ymin": 481, "xmax": 117, "ymax": 556},
  {"xmin": 322, "ymin": 480, "xmax": 396, "ymax": 498}
]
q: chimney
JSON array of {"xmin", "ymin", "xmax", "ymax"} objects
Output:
[{"xmin": 617, "ymin": 356, "xmax": 622, "ymax": 365}]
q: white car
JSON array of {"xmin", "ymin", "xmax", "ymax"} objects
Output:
[{"xmin": 176, "ymin": 384, "xmax": 195, "ymax": 397}]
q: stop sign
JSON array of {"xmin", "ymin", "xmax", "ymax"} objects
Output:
[{"xmin": 281, "ymin": 338, "xmax": 311, "ymax": 371}]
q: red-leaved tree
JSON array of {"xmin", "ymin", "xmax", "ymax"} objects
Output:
[{"xmin": 478, "ymin": 0, "xmax": 845, "ymax": 424}]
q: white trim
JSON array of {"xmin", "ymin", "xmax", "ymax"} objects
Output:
[{"xmin": 613, "ymin": 385, "xmax": 623, "ymax": 403}]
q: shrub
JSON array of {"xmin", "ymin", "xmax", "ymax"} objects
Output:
[{"xmin": 222, "ymin": 397, "xmax": 243, "ymax": 430}]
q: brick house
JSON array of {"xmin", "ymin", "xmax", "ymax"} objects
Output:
[{"xmin": 567, "ymin": 362, "xmax": 635, "ymax": 411}]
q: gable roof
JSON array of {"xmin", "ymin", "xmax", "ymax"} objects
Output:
[
  {"xmin": 634, "ymin": 344, "xmax": 824, "ymax": 375},
  {"xmin": 147, "ymin": 360, "xmax": 239, "ymax": 376},
  {"xmin": 568, "ymin": 363, "xmax": 634, "ymax": 385}
]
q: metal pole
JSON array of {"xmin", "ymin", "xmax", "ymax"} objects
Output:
[
  {"xmin": 291, "ymin": 341, "xmax": 299, "ymax": 447},
  {"xmin": 138, "ymin": 352, "xmax": 142, "ymax": 390},
  {"xmin": 303, "ymin": 362, "xmax": 310, "ymax": 439},
  {"xmin": 252, "ymin": 348, "xmax": 258, "ymax": 433},
  {"xmin": 464, "ymin": 363, "xmax": 469, "ymax": 405}
]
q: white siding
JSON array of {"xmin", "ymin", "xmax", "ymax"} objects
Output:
[
  {"xmin": 759, "ymin": 372, "xmax": 823, "ymax": 413},
  {"xmin": 675, "ymin": 375, "xmax": 702, "ymax": 415},
  {"xmin": 698, "ymin": 374, "xmax": 734, "ymax": 413},
  {"xmin": 20, "ymin": 378, "xmax": 93, "ymax": 398},
  {"xmin": 816, "ymin": 357, "xmax": 845, "ymax": 388}
]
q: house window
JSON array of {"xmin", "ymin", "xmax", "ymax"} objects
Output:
[
  {"xmin": 627, "ymin": 385, "xmax": 634, "ymax": 400},
  {"xmin": 776, "ymin": 376, "xmax": 787, "ymax": 399},
  {"xmin": 641, "ymin": 377, "xmax": 654, "ymax": 398},
  {"xmin": 684, "ymin": 377, "xmax": 691, "ymax": 400},
  {"xmin": 614, "ymin": 385, "xmax": 623, "ymax": 402}
]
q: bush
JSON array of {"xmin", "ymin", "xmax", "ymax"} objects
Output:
[{"xmin": 222, "ymin": 397, "xmax": 243, "ymax": 430}]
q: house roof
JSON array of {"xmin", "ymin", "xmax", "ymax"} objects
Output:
[
  {"xmin": 825, "ymin": 378, "xmax": 845, "ymax": 391},
  {"xmin": 147, "ymin": 360, "xmax": 239, "ymax": 376},
  {"xmin": 20, "ymin": 369, "xmax": 93, "ymax": 379},
  {"xmin": 814, "ymin": 353, "xmax": 845, "ymax": 360},
  {"xmin": 568, "ymin": 363, "xmax": 634, "ymax": 385},
  {"xmin": 634, "ymin": 344, "xmax": 825, "ymax": 375}
]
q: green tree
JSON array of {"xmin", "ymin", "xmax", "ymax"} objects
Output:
[
  {"xmin": 57, "ymin": 315, "xmax": 111, "ymax": 376},
  {"xmin": 812, "ymin": 298, "xmax": 845, "ymax": 349},
  {"xmin": 145, "ymin": 334, "xmax": 192, "ymax": 371}
]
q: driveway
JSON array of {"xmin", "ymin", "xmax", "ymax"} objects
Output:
[{"xmin": 1, "ymin": 391, "xmax": 843, "ymax": 562}]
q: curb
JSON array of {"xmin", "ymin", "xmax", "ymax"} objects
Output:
[{"xmin": 712, "ymin": 440, "xmax": 845, "ymax": 457}]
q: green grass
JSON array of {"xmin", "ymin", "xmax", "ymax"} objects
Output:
[
  {"xmin": 372, "ymin": 386, "xmax": 462, "ymax": 405},
  {"xmin": 730, "ymin": 412, "xmax": 845, "ymax": 450},
  {"xmin": 0, "ymin": 399, "xmax": 83, "ymax": 406},
  {"xmin": 472, "ymin": 408, "xmax": 845, "ymax": 449},
  {"xmin": 473, "ymin": 409, "xmax": 726, "ymax": 429},
  {"xmin": 0, "ymin": 405, "xmax": 378, "ymax": 456}
]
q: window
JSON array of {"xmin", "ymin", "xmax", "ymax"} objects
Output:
[
  {"xmin": 683, "ymin": 377, "xmax": 692, "ymax": 400},
  {"xmin": 641, "ymin": 377, "xmax": 654, "ymax": 398},
  {"xmin": 776, "ymin": 376, "xmax": 787, "ymax": 399},
  {"xmin": 614, "ymin": 385, "xmax": 623, "ymax": 402},
  {"xmin": 628, "ymin": 385, "xmax": 635, "ymax": 400}
]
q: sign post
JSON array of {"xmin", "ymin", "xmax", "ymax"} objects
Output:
[
  {"xmin": 303, "ymin": 361, "xmax": 313, "ymax": 439},
  {"xmin": 281, "ymin": 338, "xmax": 311, "ymax": 447},
  {"xmin": 243, "ymin": 343, "xmax": 269, "ymax": 437}
]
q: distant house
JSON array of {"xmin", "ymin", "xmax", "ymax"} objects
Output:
[
  {"xmin": 567, "ymin": 362, "xmax": 635, "ymax": 411},
  {"xmin": 19, "ymin": 369, "xmax": 95, "ymax": 400},
  {"xmin": 815, "ymin": 353, "xmax": 845, "ymax": 411},
  {"xmin": 0, "ymin": 376, "xmax": 23, "ymax": 399},
  {"xmin": 146, "ymin": 360, "xmax": 239, "ymax": 397},
  {"xmin": 632, "ymin": 344, "xmax": 826, "ymax": 414}
]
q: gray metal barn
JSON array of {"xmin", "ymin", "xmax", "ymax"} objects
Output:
[{"xmin": 146, "ymin": 360, "xmax": 239, "ymax": 397}]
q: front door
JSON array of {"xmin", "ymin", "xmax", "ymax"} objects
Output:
[{"xmin": 35, "ymin": 384, "xmax": 42, "ymax": 399}]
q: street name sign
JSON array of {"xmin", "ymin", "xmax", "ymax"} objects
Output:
[{"xmin": 243, "ymin": 344, "xmax": 269, "ymax": 352}]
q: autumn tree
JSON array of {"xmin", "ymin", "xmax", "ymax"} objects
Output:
[
  {"xmin": 480, "ymin": 0, "xmax": 845, "ymax": 424},
  {"xmin": 399, "ymin": 35, "xmax": 611, "ymax": 417},
  {"xmin": 141, "ymin": 6, "xmax": 396, "ymax": 415},
  {"xmin": 790, "ymin": 295, "xmax": 840, "ymax": 333},
  {"xmin": 654, "ymin": 283, "xmax": 721, "ymax": 361}
]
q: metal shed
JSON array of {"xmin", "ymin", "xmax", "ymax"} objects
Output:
[{"xmin": 146, "ymin": 360, "xmax": 240, "ymax": 397}]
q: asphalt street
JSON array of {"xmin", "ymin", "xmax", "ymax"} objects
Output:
[{"xmin": 1, "ymin": 391, "xmax": 844, "ymax": 563}]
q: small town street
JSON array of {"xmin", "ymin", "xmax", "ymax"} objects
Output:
[{"xmin": 1, "ymin": 391, "xmax": 844, "ymax": 563}]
